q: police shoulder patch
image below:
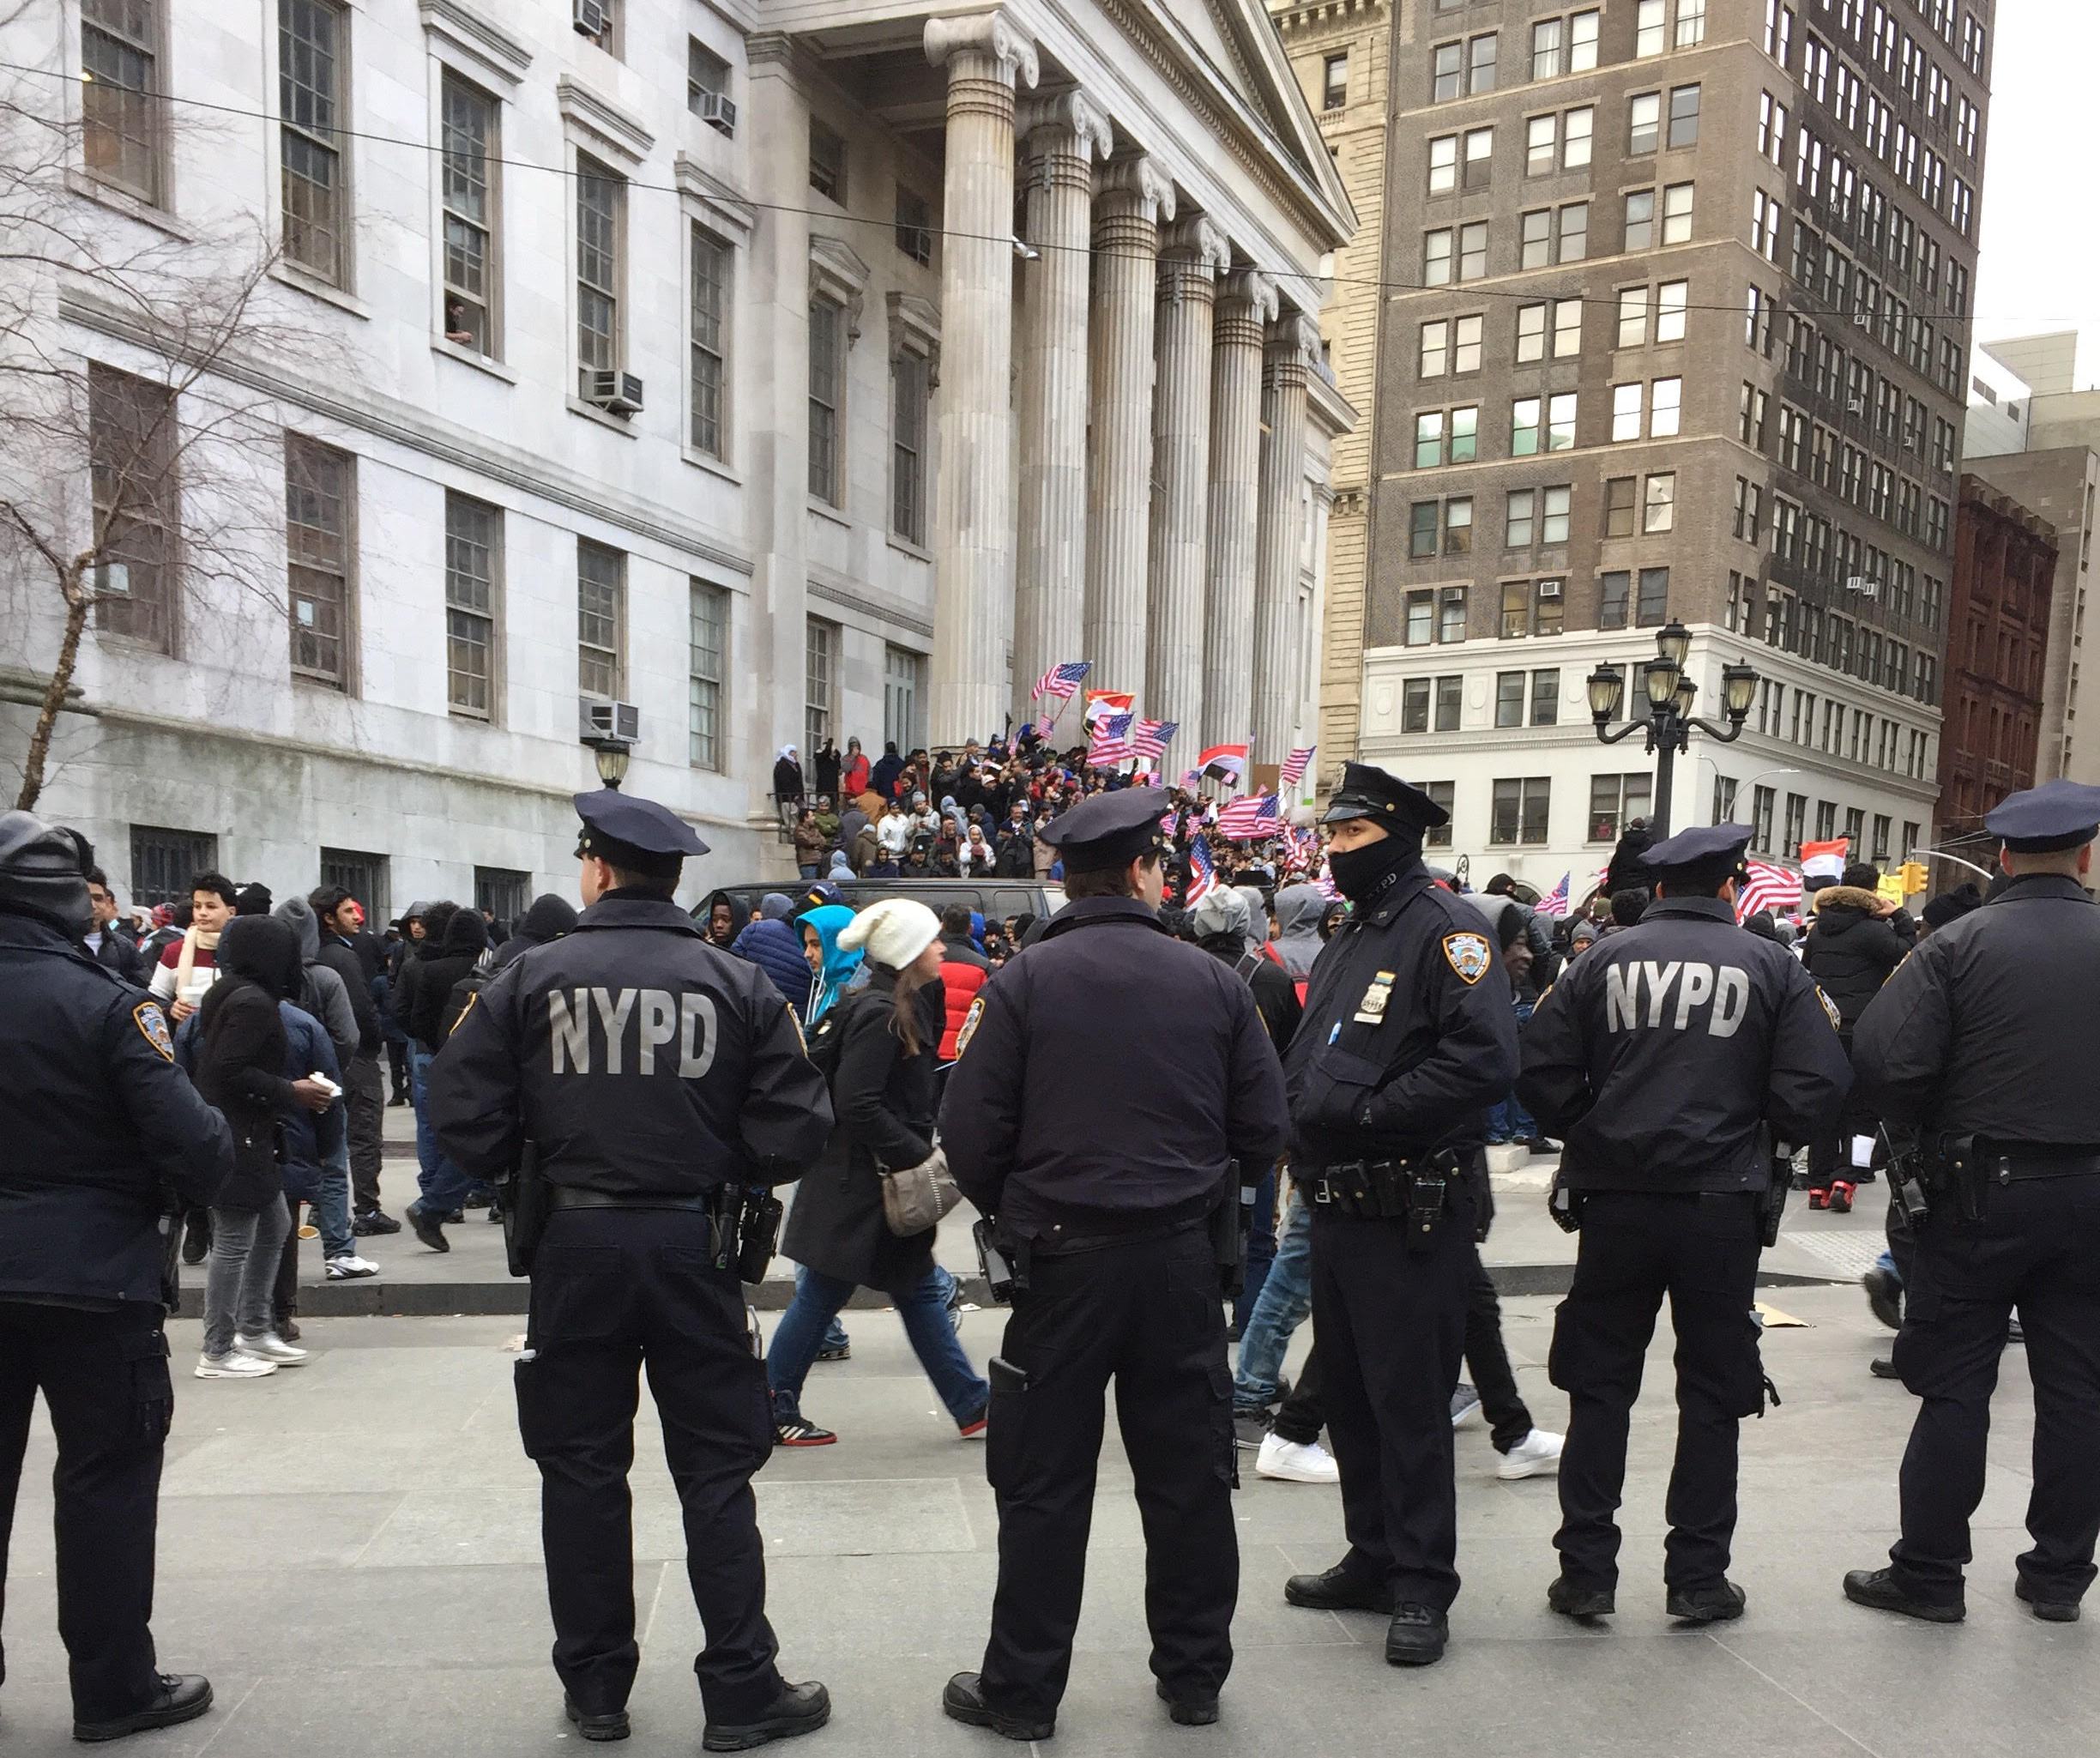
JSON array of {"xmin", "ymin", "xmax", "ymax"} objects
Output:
[
  {"xmin": 1442, "ymin": 931, "xmax": 1492, "ymax": 985},
  {"xmin": 954, "ymin": 994, "xmax": 987, "ymax": 1057},
  {"xmin": 1813, "ymin": 983, "xmax": 1842, "ymax": 1031},
  {"xmin": 133, "ymin": 1000, "xmax": 174, "ymax": 1062}
]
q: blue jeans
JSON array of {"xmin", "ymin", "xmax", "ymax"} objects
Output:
[
  {"xmin": 768, "ymin": 1265, "xmax": 987, "ymax": 1425},
  {"xmin": 1234, "ymin": 1192, "xmax": 1313, "ymax": 1408},
  {"xmin": 409, "ymin": 1044, "xmax": 475, "ymax": 1213},
  {"xmin": 1233, "ymin": 1166, "xmax": 1278, "ymax": 1334},
  {"xmin": 805, "ymin": 1262, "xmax": 958, "ymax": 1350},
  {"xmin": 317, "ymin": 1134, "xmax": 354, "ymax": 1260},
  {"xmin": 1488, "ymin": 1000, "xmax": 1537, "ymax": 1143}
]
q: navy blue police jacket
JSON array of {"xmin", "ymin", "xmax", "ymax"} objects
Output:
[
  {"xmin": 426, "ymin": 892, "xmax": 833, "ymax": 1196},
  {"xmin": 0, "ymin": 912, "xmax": 232, "ymax": 1304},
  {"xmin": 1286, "ymin": 866, "xmax": 1519, "ymax": 1169},
  {"xmin": 938, "ymin": 895, "xmax": 1288, "ymax": 1248},
  {"xmin": 1517, "ymin": 895, "xmax": 1850, "ymax": 1193}
]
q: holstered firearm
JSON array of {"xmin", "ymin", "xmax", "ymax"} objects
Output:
[
  {"xmin": 974, "ymin": 1217, "xmax": 1019, "ymax": 1304},
  {"xmin": 1547, "ymin": 1172, "xmax": 1583, "ymax": 1234},
  {"xmin": 158, "ymin": 1196, "xmax": 184, "ymax": 1313},
  {"xmin": 1213, "ymin": 1159, "xmax": 1253, "ymax": 1297},
  {"xmin": 1881, "ymin": 1127, "xmax": 1933, "ymax": 1226},
  {"xmin": 1759, "ymin": 1145, "xmax": 1791, "ymax": 1248},
  {"xmin": 733, "ymin": 1187, "xmax": 784, "ymax": 1284},
  {"xmin": 498, "ymin": 1142, "xmax": 550, "ymax": 1278},
  {"xmin": 1933, "ymin": 1133, "xmax": 1983, "ymax": 1222}
]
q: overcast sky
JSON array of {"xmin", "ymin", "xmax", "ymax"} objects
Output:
[{"xmin": 1972, "ymin": 5, "xmax": 2098, "ymax": 383}]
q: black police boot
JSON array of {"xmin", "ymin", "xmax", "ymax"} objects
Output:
[
  {"xmin": 1547, "ymin": 1574, "xmax": 1616, "ymax": 1619},
  {"xmin": 702, "ymin": 1681, "xmax": 831, "ymax": 1752},
  {"xmin": 1666, "ymin": 1580, "xmax": 1747, "ymax": 1623},
  {"xmin": 1385, "ymin": 1604, "xmax": 1449, "ymax": 1666},
  {"xmin": 1844, "ymin": 1568, "xmax": 1964, "ymax": 1622},
  {"xmin": 404, "ymin": 1200, "xmax": 450, "ymax": 1254},
  {"xmin": 564, "ymin": 1695, "xmax": 631, "ymax": 1742},
  {"xmin": 1283, "ymin": 1564, "xmax": 1395, "ymax": 1614},
  {"xmin": 1156, "ymin": 1679, "xmax": 1220, "ymax": 1725},
  {"xmin": 74, "ymin": 1674, "xmax": 214, "ymax": 1743},
  {"xmin": 1862, "ymin": 1266, "xmax": 1904, "ymax": 1332},
  {"xmin": 2016, "ymin": 1576, "xmax": 2081, "ymax": 1622},
  {"xmin": 940, "ymin": 1672, "xmax": 1053, "ymax": 1742},
  {"xmin": 1869, "ymin": 1356, "xmax": 1901, "ymax": 1380}
]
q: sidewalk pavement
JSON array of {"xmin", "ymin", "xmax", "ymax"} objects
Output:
[{"xmin": 6, "ymin": 1283, "xmax": 2087, "ymax": 1757}]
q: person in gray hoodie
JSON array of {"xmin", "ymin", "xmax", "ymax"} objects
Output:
[{"xmin": 1272, "ymin": 883, "xmax": 1329, "ymax": 983}]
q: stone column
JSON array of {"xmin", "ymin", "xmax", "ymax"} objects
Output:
[
  {"xmin": 1144, "ymin": 216, "xmax": 1229, "ymax": 740},
  {"xmin": 1200, "ymin": 269, "xmax": 1276, "ymax": 755},
  {"xmin": 1252, "ymin": 312, "xmax": 1317, "ymax": 764},
  {"xmin": 1083, "ymin": 154, "xmax": 1174, "ymax": 704},
  {"xmin": 1243, "ymin": 312, "xmax": 1310, "ymax": 760},
  {"xmin": 1011, "ymin": 91, "xmax": 1111, "ymax": 731},
  {"xmin": 923, "ymin": 11, "xmax": 1038, "ymax": 747}
]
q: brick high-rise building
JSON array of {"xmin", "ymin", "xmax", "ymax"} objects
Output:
[{"xmin": 1352, "ymin": 0, "xmax": 1992, "ymax": 882}]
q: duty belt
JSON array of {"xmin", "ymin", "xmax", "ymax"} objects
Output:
[
  {"xmin": 1982, "ymin": 1152, "xmax": 2100, "ymax": 1184},
  {"xmin": 550, "ymin": 1186, "xmax": 739, "ymax": 1216},
  {"xmin": 1302, "ymin": 1158, "xmax": 1454, "ymax": 1248}
]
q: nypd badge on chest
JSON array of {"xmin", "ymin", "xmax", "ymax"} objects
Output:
[
  {"xmin": 1442, "ymin": 932, "xmax": 1492, "ymax": 985},
  {"xmin": 1354, "ymin": 970, "xmax": 1397, "ymax": 1025}
]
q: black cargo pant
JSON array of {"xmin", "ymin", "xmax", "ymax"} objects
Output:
[
  {"xmin": 1550, "ymin": 1192, "xmax": 1765, "ymax": 1592},
  {"xmin": 1889, "ymin": 1174, "xmax": 2100, "ymax": 1608},
  {"xmin": 979, "ymin": 1225, "xmax": 1236, "ymax": 1722},
  {"xmin": 344, "ymin": 1053, "xmax": 385, "ymax": 1213},
  {"xmin": 0, "ymin": 1300, "xmax": 172, "ymax": 1721},
  {"xmin": 513, "ymin": 1207, "xmax": 781, "ymax": 1723},
  {"xmin": 1309, "ymin": 1193, "xmax": 1475, "ymax": 1610}
]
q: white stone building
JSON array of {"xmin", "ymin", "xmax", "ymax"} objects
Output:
[{"xmin": 0, "ymin": 0, "xmax": 1351, "ymax": 918}]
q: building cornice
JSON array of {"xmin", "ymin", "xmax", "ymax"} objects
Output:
[
  {"xmin": 673, "ymin": 154, "xmax": 757, "ymax": 241},
  {"xmin": 417, "ymin": 0, "xmax": 534, "ymax": 88},
  {"xmin": 556, "ymin": 76, "xmax": 655, "ymax": 167}
]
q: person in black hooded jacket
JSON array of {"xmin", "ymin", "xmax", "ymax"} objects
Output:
[
  {"xmin": 1801, "ymin": 862, "xmax": 1916, "ymax": 1207},
  {"xmin": 395, "ymin": 909, "xmax": 488, "ymax": 1250},
  {"xmin": 492, "ymin": 892, "xmax": 578, "ymax": 970}
]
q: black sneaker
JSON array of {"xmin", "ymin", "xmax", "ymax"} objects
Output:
[
  {"xmin": 1843, "ymin": 1567, "xmax": 1964, "ymax": 1622},
  {"xmin": 1870, "ymin": 1356, "xmax": 1902, "ymax": 1380},
  {"xmin": 1862, "ymin": 1266, "xmax": 1904, "ymax": 1331},
  {"xmin": 775, "ymin": 1414, "xmax": 836, "ymax": 1447},
  {"xmin": 1385, "ymin": 1603, "xmax": 1449, "ymax": 1666},
  {"xmin": 1232, "ymin": 1408, "xmax": 1271, "ymax": 1449},
  {"xmin": 815, "ymin": 1342, "xmax": 851, "ymax": 1362},
  {"xmin": 1156, "ymin": 1679, "xmax": 1219, "ymax": 1725},
  {"xmin": 404, "ymin": 1200, "xmax": 450, "ymax": 1254},
  {"xmin": 2016, "ymin": 1577, "xmax": 2081, "ymax": 1622},
  {"xmin": 75, "ymin": 1674, "xmax": 214, "ymax": 1743},
  {"xmin": 1284, "ymin": 1565, "xmax": 1395, "ymax": 1614},
  {"xmin": 1666, "ymin": 1580, "xmax": 1747, "ymax": 1623},
  {"xmin": 353, "ymin": 1209, "xmax": 403, "ymax": 1236},
  {"xmin": 940, "ymin": 1673, "xmax": 1053, "ymax": 1743},
  {"xmin": 180, "ymin": 1221, "xmax": 210, "ymax": 1266},
  {"xmin": 703, "ymin": 1682, "xmax": 831, "ymax": 1752},
  {"xmin": 1547, "ymin": 1574, "xmax": 1616, "ymax": 1618},
  {"xmin": 564, "ymin": 1695, "xmax": 632, "ymax": 1742}
]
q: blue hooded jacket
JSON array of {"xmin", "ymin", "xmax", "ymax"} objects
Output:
[
  {"xmin": 797, "ymin": 903, "xmax": 864, "ymax": 1024},
  {"xmin": 734, "ymin": 896, "xmax": 816, "ymax": 1019}
]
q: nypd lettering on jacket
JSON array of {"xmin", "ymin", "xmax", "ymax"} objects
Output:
[
  {"xmin": 546, "ymin": 987, "xmax": 717, "ymax": 1076},
  {"xmin": 1601, "ymin": 961, "xmax": 1754, "ymax": 1037}
]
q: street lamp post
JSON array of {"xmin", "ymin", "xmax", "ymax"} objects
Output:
[
  {"xmin": 585, "ymin": 735, "xmax": 632, "ymax": 790},
  {"xmin": 1585, "ymin": 621, "xmax": 1759, "ymax": 839}
]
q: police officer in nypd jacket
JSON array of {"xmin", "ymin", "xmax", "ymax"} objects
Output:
[
  {"xmin": 429, "ymin": 789, "xmax": 834, "ymax": 1753},
  {"xmin": 1279, "ymin": 762, "xmax": 1518, "ymax": 1669},
  {"xmin": 1518, "ymin": 823, "xmax": 1848, "ymax": 1627}
]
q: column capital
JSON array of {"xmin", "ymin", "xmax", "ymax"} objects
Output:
[
  {"xmin": 924, "ymin": 9, "xmax": 1041, "ymax": 88},
  {"xmin": 1264, "ymin": 310, "xmax": 1321, "ymax": 369},
  {"xmin": 1095, "ymin": 153, "xmax": 1176, "ymax": 226},
  {"xmin": 1160, "ymin": 215, "xmax": 1231, "ymax": 272},
  {"xmin": 1019, "ymin": 88, "xmax": 1113, "ymax": 161},
  {"xmin": 1218, "ymin": 268, "xmax": 1279, "ymax": 325}
]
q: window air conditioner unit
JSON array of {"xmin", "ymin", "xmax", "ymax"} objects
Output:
[
  {"xmin": 584, "ymin": 370, "xmax": 644, "ymax": 414},
  {"xmin": 1846, "ymin": 394, "xmax": 1867, "ymax": 414},
  {"xmin": 694, "ymin": 91, "xmax": 737, "ymax": 136},
  {"xmin": 1845, "ymin": 575, "xmax": 1880, "ymax": 598},
  {"xmin": 573, "ymin": 0, "xmax": 610, "ymax": 38},
  {"xmin": 579, "ymin": 698, "xmax": 641, "ymax": 743},
  {"xmin": 1853, "ymin": 311, "xmax": 1872, "ymax": 329},
  {"xmin": 1538, "ymin": 579, "xmax": 1563, "ymax": 598}
]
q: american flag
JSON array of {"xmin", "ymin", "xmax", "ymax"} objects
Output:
[
  {"xmin": 1032, "ymin": 660, "xmax": 1091, "ymax": 703},
  {"xmin": 1131, "ymin": 718, "xmax": 1179, "ymax": 761},
  {"xmin": 1216, "ymin": 793, "xmax": 1281, "ymax": 842},
  {"xmin": 1088, "ymin": 712, "xmax": 1137, "ymax": 766},
  {"xmin": 1536, "ymin": 873, "xmax": 1572, "ymax": 917},
  {"xmin": 1737, "ymin": 858, "xmax": 1803, "ymax": 922},
  {"xmin": 1279, "ymin": 745, "xmax": 1316, "ymax": 788},
  {"xmin": 1317, "ymin": 861, "xmax": 1342, "ymax": 902},
  {"xmin": 1186, "ymin": 834, "xmax": 1219, "ymax": 904},
  {"xmin": 1179, "ymin": 768, "xmax": 1203, "ymax": 792}
]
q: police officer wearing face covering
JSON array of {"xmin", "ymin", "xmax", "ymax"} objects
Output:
[
  {"xmin": 1841, "ymin": 780, "xmax": 2100, "ymax": 1627},
  {"xmin": 0, "ymin": 812, "xmax": 232, "ymax": 1743},
  {"xmin": 938, "ymin": 785, "xmax": 1289, "ymax": 1741},
  {"xmin": 428, "ymin": 790, "xmax": 835, "ymax": 1752},
  {"xmin": 1277, "ymin": 763, "xmax": 1518, "ymax": 1668},
  {"xmin": 1518, "ymin": 824, "xmax": 1849, "ymax": 1625}
]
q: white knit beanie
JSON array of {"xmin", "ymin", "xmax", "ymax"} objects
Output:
[{"xmin": 837, "ymin": 897, "xmax": 942, "ymax": 971}]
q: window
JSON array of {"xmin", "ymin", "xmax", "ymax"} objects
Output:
[
  {"xmin": 1536, "ymin": 576, "xmax": 1566, "ymax": 633},
  {"xmin": 1501, "ymin": 577, "xmax": 1532, "ymax": 631},
  {"xmin": 1411, "ymin": 500, "xmax": 1439, "ymax": 558},
  {"xmin": 1530, "ymin": 17, "xmax": 1563, "ymax": 81},
  {"xmin": 1661, "ymin": 182, "xmax": 1693, "ymax": 244},
  {"xmin": 1783, "ymin": 793, "xmax": 1807, "ymax": 857},
  {"xmin": 1589, "ymin": 773, "xmax": 1651, "ymax": 843},
  {"xmin": 1757, "ymin": 90, "xmax": 1787, "ymax": 164},
  {"xmin": 444, "ymin": 492, "xmax": 499, "ymax": 719},
  {"xmin": 688, "ymin": 39, "xmax": 731, "ymax": 121},
  {"xmin": 1546, "ymin": 299, "xmax": 1581, "ymax": 358},
  {"xmin": 577, "ymin": 540, "xmax": 625, "ymax": 700},
  {"xmin": 1612, "ymin": 384, "xmax": 1643, "ymax": 443},
  {"xmin": 1557, "ymin": 202, "xmax": 1589, "ymax": 263},
  {"xmin": 278, "ymin": 0, "xmax": 347, "ymax": 284},
  {"xmin": 1324, "ymin": 52, "xmax": 1349, "ymax": 110},
  {"xmin": 1752, "ymin": 784, "xmax": 1777, "ymax": 854},
  {"xmin": 1711, "ymin": 775, "xmax": 1738, "ymax": 825},
  {"xmin": 1616, "ymin": 287, "xmax": 1648, "ymax": 351},
  {"xmin": 1644, "ymin": 472, "xmax": 1675, "ymax": 532},
  {"xmin": 1432, "ymin": 40, "xmax": 1463, "ymax": 101},
  {"xmin": 81, "ymin": 0, "xmax": 162, "ymax": 202},
  {"xmin": 1419, "ymin": 313, "xmax": 1481, "ymax": 378},
  {"xmin": 1532, "ymin": 668, "xmax": 1560, "ymax": 726},
  {"xmin": 1625, "ymin": 188, "xmax": 1656, "ymax": 250},
  {"xmin": 1604, "ymin": 475, "xmax": 1635, "ymax": 537},
  {"xmin": 576, "ymin": 155, "xmax": 623, "ymax": 385},
  {"xmin": 87, "ymin": 364, "xmax": 176, "ymax": 651},
  {"xmin": 1415, "ymin": 411, "xmax": 1441, "ymax": 468},
  {"xmin": 1540, "ymin": 486, "xmax": 1571, "ymax": 544},
  {"xmin": 1492, "ymin": 777, "xmax": 1551, "ymax": 846},
  {"xmin": 1547, "ymin": 393, "xmax": 1576, "ymax": 451},
  {"xmin": 1636, "ymin": 565, "xmax": 1669, "ymax": 625},
  {"xmin": 1468, "ymin": 33, "xmax": 1498, "ymax": 94},
  {"xmin": 1563, "ymin": 106, "xmax": 1593, "ymax": 168},
  {"xmin": 470, "ymin": 867, "xmax": 528, "ymax": 927},
  {"xmin": 891, "ymin": 346, "xmax": 931, "ymax": 544},
  {"xmin": 884, "ymin": 645, "xmax": 926, "ymax": 752},
  {"xmin": 1495, "ymin": 670, "xmax": 1525, "ymax": 728},
  {"xmin": 1433, "ymin": 675, "xmax": 1463, "ymax": 731},
  {"xmin": 1650, "ymin": 377, "xmax": 1681, "ymax": 436},
  {"xmin": 1462, "ymin": 127, "xmax": 1494, "ymax": 189},
  {"xmin": 1444, "ymin": 497, "xmax": 1474, "ymax": 554},
  {"xmin": 1656, "ymin": 279, "xmax": 1687, "ymax": 342},
  {"xmin": 808, "ymin": 120, "xmax": 846, "ymax": 202},
  {"xmin": 1751, "ymin": 189, "xmax": 1782, "ymax": 260},
  {"xmin": 1423, "ymin": 227, "xmax": 1453, "ymax": 284},
  {"xmin": 1630, "ymin": 93, "xmax": 1661, "ymax": 156},
  {"xmin": 1425, "ymin": 782, "xmax": 1455, "ymax": 849},
  {"xmin": 318, "ymin": 849, "xmax": 388, "ymax": 922},
  {"xmin": 285, "ymin": 436, "xmax": 352, "ymax": 688},
  {"xmin": 1512, "ymin": 397, "xmax": 1540, "ymax": 456},
  {"xmin": 1457, "ymin": 221, "xmax": 1487, "ymax": 280},
  {"xmin": 688, "ymin": 226, "xmax": 730, "ymax": 459},
  {"xmin": 1525, "ymin": 114, "xmax": 1555, "ymax": 177},
  {"xmin": 689, "ymin": 582, "xmax": 727, "ymax": 769},
  {"xmin": 1637, "ymin": 0, "xmax": 1667, "ymax": 57},
  {"xmin": 895, "ymin": 186, "xmax": 932, "ymax": 266},
  {"xmin": 808, "ymin": 297, "xmax": 845, "ymax": 505},
  {"xmin": 130, "ymin": 826, "xmax": 217, "ymax": 909},
  {"xmin": 1420, "ymin": 319, "xmax": 1449, "ymax": 378},
  {"xmin": 1402, "ymin": 679, "xmax": 1432, "ymax": 732},
  {"xmin": 1521, "ymin": 208, "xmax": 1551, "ymax": 270},
  {"xmin": 1569, "ymin": 9, "xmax": 1599, "ymax": 69},
  {"xmin": 1676, "ymin": 0, "xmax": 1706, "ymax": 47},
  {"xmin": 1600, "ymin": 569, "xmax": 1630, "ymax": 626},
  {"xmin": 1668, "ymin": 83, "xmax": 1700, "ymax": 148},
  {"xmin": 438, "ymin": 74, "xmax": 498, "ymax": 355}
]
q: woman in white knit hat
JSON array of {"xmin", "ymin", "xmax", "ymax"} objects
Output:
[{"xmin": 769, "ymin": 897, "xmax": 991, "ymax": 1446}]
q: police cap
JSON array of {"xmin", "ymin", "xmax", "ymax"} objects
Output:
[
  {"xmin": 1984, "ymin": 778, "xmax": 2100, "ymax": 853},
  {"xmin": 1644, "ymin": 823, "xmax": 1753, "ymax": 891},
  {"xmin": 572, "ymin": 788, "xmax": 709, "ymax": 877},
  {"xmin": 1320, "ymin": 761, "xmax": 1451, "ymax": 831},
  {"xmin": 1041, "ymin": 785, "xmax": 1168, "ymax": 873}
]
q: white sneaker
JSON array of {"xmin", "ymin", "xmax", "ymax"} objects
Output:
[
  {"xmin": 1497, "ymin": 1429, "xmax": 1565, "ymax": 1480},
  {"xmin": 1257, "ymin": 1433, "xmax": 1341, "ymax": 1484},
  {"xmin": 196, "ymin": 1352, "xmax": 277, "ymax": 1380},
  {"xmin": 325, "ymin": 1254, "xmax": 379, "ymax": 1279},
  {"xmin": 236, "ymin": 1332, "xmax": 310, "ymax": 1365}
]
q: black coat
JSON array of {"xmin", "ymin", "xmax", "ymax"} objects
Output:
[
  {"xmin": 193, "ymin": 977, "xmax": 297, "ymax": 1210},
  {"xmin": 89, "ymin": 927, "xmax": 146, "ymax": 988},
  {"xmin": 318, "ymin": 931, "xmax": 382, "ymax": 1057},
  {"xmin": 782, "ymin": 970, "xmax": 943, "ymax": 1294},
  {"xmin": 1802, "ymin": 886, "xmax": 1911, "ymax": 1034},
  {"xmin": 813, "ymin": 744, "xmax": 842, "ymax": 798},
  {"xmin": 773, "ymin": 756, "xmax": 805, "ymax": 803},
  {"xmin": 1198, "ymin": 933, "xmax": 1303, "ymax": 1049}
]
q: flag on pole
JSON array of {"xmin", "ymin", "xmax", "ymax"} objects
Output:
[
  {"xmin": 1031, "ymin": 660, "xmax": 1090, "ymax": 703},
  {"xmin": 1179, "ymin": 768, "xmax": 1203, "ymax": 792},
  {"xmin": 1216, "ymin": 793, "xmax": 1281, "ymax": 842},
  {"xmin": 1186, "ymin": 834, "xmax": 1219, "ymax": 904},
  {"xmin": 1536, "ymin": 873, "xmax": 1572, "ymax": 917},
  {"xmin": 1197, "ymin": 743, "xmax": 1250, "ymax": 788},
  {"xmin": 1087, "ymin": 712, "xmax": 1137, "ymax": 766},
  {"xmin": 1083, "ymin": 689, "xmax": 1135, "ymax": 730},
  {"xmin": 1800, "ymin": 836, "xmax": 1849, "ymax": 883},
  {"xmin": 1279, "ymin": 745, "xmax": 1316, "ymax": 788},
  {"xmin": 1737, "ymin": 859, "xmax": 1804, "ymax": 921},
  {"xmin": 1131, "ymin": 718, "xmax": 1178, "ymax": 762}
]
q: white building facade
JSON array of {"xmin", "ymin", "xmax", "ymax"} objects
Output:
[{"xmin": 0, "ymin": 0, "xmax": 1350, "ymax": 917}]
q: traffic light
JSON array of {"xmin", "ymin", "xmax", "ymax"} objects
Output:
[{"xmin": 1899, "ymin": 861, "xmax": 1928, "ymax": 896}]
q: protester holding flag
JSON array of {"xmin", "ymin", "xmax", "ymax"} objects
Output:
[{"xmin": 1801, "ymin": 860, "xmax": 1916, "ymax": 1212}]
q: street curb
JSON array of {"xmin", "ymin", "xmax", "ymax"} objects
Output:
[{"xmin": 173, "ymin": 1263, "xmax": 1850, "ymax": 1320}]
